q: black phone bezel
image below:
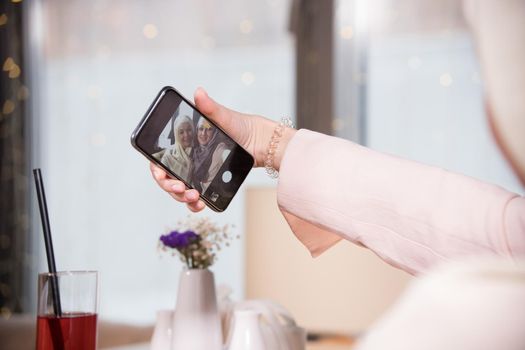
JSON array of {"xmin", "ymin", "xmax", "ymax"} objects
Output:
[{"xmin": 130, "ymin": 86, "xmax": 254, "ymax": 212}]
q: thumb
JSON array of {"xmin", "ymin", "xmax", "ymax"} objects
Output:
[
  {"xmin": 194, "ymin": 87, "xmax": 232, "ymax": 128},
  {"xmin": 193, "ymin": 87, "xmax": 258, "ymax": 158}
]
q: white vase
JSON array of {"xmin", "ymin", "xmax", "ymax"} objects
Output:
[
  {"xmin": 171, "ymin": 268, "xmax": 222, "ymax": 350},
  {"xmin": 150, "ymin": 309, "xmax": 174, "ymax": 350},
  {"xmin": 226, "ymin": 310, "xmax": 268, "ymax": 350}
]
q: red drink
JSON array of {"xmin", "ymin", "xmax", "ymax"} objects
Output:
[{"xmin": 36, "ymin": 312, "xmax": 98, "ymax": 350}]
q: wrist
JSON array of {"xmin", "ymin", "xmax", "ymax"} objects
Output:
[
  {"xmin": 263, "ymin": 118, "xmax": 296, "ymax": 177},
  {"xmin": 272, "ymin": 126, "xmax": 296, "ymax": 171}
]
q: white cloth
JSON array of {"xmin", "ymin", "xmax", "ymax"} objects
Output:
[
  {"xmin": 355, "ymin": 258, "xmax": 525, "ymax": 350},
  {"xmin": 464, "ymin": 0, "xmax": 525, "ymax": 181}
]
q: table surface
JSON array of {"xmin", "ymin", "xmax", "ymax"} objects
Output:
[
  {"xmin": 106, "ymin": 340, "xmax": 353, "ymax": 350},
  {"xmin": 0, "ymin": 314, "xmax": 355, "ymax": 350}
]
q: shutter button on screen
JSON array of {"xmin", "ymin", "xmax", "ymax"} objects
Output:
[{"xmin": 222, "ymin": 171, "xmax": 232, "ymax": 183}]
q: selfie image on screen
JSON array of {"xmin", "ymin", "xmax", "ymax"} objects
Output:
[
  {"xmin": 132, "ymin": 87, "xmax": 255, "ymax": 211},
  {"xmin": 152, "ymin": 102, "xmax": 233, "ymax": 193}
]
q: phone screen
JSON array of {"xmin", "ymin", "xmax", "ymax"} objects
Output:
[{"xmin": 131, "ymin": 87, "xmax": 253, "ymax": 212}]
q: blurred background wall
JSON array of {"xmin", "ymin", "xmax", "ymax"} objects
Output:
[{"xmin": 0, "ymin": 0, "xmax": 523, "ymax": 338}]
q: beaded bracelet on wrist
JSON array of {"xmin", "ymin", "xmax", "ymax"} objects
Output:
[{"xmin": 264, "ymin": 117, "xmax": 294, "ymax": 179}]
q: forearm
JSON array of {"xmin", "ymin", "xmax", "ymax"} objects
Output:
[{"xmin": 277, "ymin": 129, "xmax": 525, "ymax": 274}]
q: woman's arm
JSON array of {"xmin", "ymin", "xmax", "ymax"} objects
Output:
[
  {"xmin": 150, "ymin": 88, "xmax": 525, "ymax": 274},
  {"xmin": 278, "ymin": 130, "xmax": 525, "ymax": 274}
]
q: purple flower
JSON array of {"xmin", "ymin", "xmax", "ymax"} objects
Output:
[{"xmin": 160, "ymin": 230, "xmax": 199, "ymax": 249}]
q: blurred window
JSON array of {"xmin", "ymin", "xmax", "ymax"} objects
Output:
[
  {"xmin": 335, "ymin": 0, "xmax": 523, "ymax": 192},
  {"xmin": 32, "ymin": 0, "xmax": 294, "ymax": 324}
]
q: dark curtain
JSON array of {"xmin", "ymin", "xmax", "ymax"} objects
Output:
[
  {"xmin": 290, "ymin": 0, "xmax": 334, "ymax": 134},
  {"xmin": 0, "ymin": 0, "xmax": 31, "ymax": 316}
]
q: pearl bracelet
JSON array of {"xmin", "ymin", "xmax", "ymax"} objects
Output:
[{"xmin": 264, "ymin": 117, "xmax": 294, "ymax": 178}]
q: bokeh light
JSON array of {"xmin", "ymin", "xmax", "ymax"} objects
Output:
[
  {"xmin": 143, "ymin": 23, "xmax": 158, "ymax": 39},
  {"xmin": 239, "ymin": 19, "xmax": 253, "ymax": 34},
  {"xmin": 439, "ymin": 73, "xmax": 453, "ymax": 87},
  {"xmin": 340, "ymin": 25, "xmax": 354, "ymax": 39},
  {"xmin": 241, "ymin": 71, "xmax": 255, "ymax": 86},
  {"xmin": 2, "ymin": 100, "xmax": 15, "ymax": 115}
]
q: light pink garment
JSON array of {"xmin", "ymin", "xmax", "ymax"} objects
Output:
[
  {"xmin": 277, "ymin": 129, "xmax": 525, "ymax": 275},
  {"xmin": 277, "ymin": 130, "xmax": 525, "ymax": 349},
  {"xmin": 354, "ymin": 258, "xmax": 525, "ymax": 350}
]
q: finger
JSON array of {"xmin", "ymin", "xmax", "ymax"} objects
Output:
[
  {"xmin": 168, "ymin": 188, "xmax": 200, "ymax": 204},
  {"xmin": 187, "ymin": 200, "xmax": 206, "ymax": 212},
  {"xmin": 156, "ymin": 177, "xmax": 185, "ymax": 194},
  {"xmin": 167, "ymin": 191, "xmax": 188, "ymax": 203},
  {"xmin": 166, "ymin": 188, "xmax": 200, "ymax": 204},
  {"xmin": 150, "ymin": 162, "xmax": 168, "ymax": 181},
  {"xmin": 184, "ymin": 189, "xmax": 200, "ymax": 202},
  {"xmin": 150, "ymin": 163, "xmax": 188, "ymax": 193}
]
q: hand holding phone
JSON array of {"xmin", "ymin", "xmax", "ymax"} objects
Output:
[{"xmin": 131, "ymin": 87, "xmax": 254, "ymax": 212}]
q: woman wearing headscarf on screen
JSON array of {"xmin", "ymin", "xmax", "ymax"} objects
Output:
[
  {"xmin": 191, "ymin": 117, "xmax": 228, "ymax": 193},
  {"xmin": 158, "ymin": 115, "xmax": 194, "ymax": 182}
]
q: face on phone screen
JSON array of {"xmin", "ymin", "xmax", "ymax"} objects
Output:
[{"xmin": 131, "ymin": 87, "xmax": 253, "ymax": 212}]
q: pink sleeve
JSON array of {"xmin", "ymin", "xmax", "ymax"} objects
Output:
[{"xmin": 277, "ymin": 129, "xmax": 525, "ymax": 274}]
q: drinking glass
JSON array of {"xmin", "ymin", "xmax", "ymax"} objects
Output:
[{"xmin": 36, "ymin": 271, "xmax": 98, "ymax": 350}]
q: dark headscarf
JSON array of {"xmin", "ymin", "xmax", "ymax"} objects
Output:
[{"xmin": 191, "ymin": 117, "xmax": 223, "ymax": 192}]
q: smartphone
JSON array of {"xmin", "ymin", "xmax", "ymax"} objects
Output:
[{"xmin": 131, "ymin": 86, "xmax": 254, "ymax": 212}]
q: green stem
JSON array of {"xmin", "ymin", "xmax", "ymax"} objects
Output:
[{"xmin": 182, "ymin": 249, "xmax": 190, "ymax": 269}]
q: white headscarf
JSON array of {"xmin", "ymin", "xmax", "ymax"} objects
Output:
[
  {"xmin": 161, "ymin": 115, "xmax": 194, "ymax": 181},
  {"xmin": 464, "ymin": 0, "xmax": 525, "ymax": 185}
]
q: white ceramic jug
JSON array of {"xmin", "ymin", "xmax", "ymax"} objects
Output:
[
  {"xmin": 226, "ymin": 310, "xmax": 268, "ymax": 350},
  {"xmin": 150, "ymin": 309, "xmax": 173, "ymax": 350},
  {"xmin": 230, "ymin": 300, "xmax": 306, "ymax": 350}
]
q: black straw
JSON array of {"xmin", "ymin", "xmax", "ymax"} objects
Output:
[{"xmin": 33, "ymin": 168, "xmax": 62, "ymax": 317}]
